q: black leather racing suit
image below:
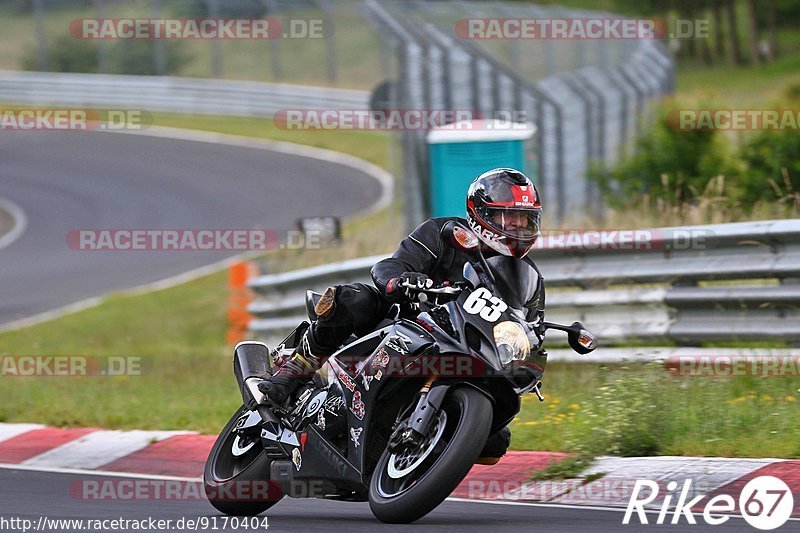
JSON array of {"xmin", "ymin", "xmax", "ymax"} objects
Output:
[{"xmin": 306, "ymin": 216, "xmax": 546, "ymax": 458}]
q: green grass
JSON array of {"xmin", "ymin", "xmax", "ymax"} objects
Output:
[
  {"xmin": 511, "ymin": 362, "xmax": 800, "ymax": 458},
  {"xmin": 0, "ymin": 2, "xmax": 385, "ymax": 89},
  {"xmin": 150, "ymin": 112, "xmax": 391, "ymax": 171},
  {"xmin": 676, "ymin": 42, "xmax": 800, "ymax": 108},
  {"xmin": 0, "ymin": 270, "xmax": 238, "ymax": 433}
]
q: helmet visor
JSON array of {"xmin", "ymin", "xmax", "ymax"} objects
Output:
[{"xmin": 478, "ymin": 206, "xmax": 541, "ymax": 243}]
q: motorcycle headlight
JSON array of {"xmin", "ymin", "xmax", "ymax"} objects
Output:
[{"xmin": 493, "ymin": 321, "xmax": 530, "ymax": 366}]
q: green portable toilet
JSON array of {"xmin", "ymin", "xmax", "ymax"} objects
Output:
[{"xmin": 427, "ymin": 119, "xmax": 536, "ymax": 218}]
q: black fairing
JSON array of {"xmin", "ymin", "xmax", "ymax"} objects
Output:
[
  {"xmin": 238, "ymin": 255, "xmax": 543, "ymax": 498},
  {"xmin": 483, "ymin": 255, "xmax": 540, "ymax": 311}
]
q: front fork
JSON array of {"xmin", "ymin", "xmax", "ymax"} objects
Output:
[
  {"xmin": 388, "ymin": 376, "xmax": 445, "ymax": 451},
  {"xmin": 388, "ymin": 376, "xmax": 500, "ymax": 451}
]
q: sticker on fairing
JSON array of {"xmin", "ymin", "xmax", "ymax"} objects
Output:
[
  {"xmin": 350, "ymin": 427, "xmax": 362, "ymax": 447},
  {"xmin": 463, "ymin": 287, "xmax": 508, "ymax": 322},
  {"xmin": 350, "ymin": 391, "xmax": 365, "ymax": 420}
]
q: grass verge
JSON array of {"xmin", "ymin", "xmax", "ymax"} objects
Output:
[{"xmin": 512, "ymin": 362, "xmax": 800, "ymax": 459}]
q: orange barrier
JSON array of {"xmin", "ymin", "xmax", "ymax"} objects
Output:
[{"xmin": 226, "ymin": 261, "xmax": 259, "ymax": 345}]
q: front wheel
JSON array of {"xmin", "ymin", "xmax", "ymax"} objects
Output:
[
  {"xmin": 368, "ymin": 387, "xmax": 493, "ymax": 523},
  {"xmin": 204, "ymin": 406, "xmax": 283, "ymax": 516}
]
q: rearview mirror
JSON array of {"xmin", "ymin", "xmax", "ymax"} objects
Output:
[
  {"xmin": 567, "ymin": 322, "xmax": 598, "ymax": 354},
  {"xmin": 442, "ymin": 220, "xmax": 479, "ymax": 251},
  {"xmin": 543, "ymin": 321, "xmax": 598, "ymax": 354}
]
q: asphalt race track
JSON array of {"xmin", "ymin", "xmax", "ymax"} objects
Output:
[
  {"xmin": 0, "ymin": 131, "xmax": 382, "ymax": 327},
  {"xmin": 0, "ymin": 468, "xmax": 774, "ymax": 533}
]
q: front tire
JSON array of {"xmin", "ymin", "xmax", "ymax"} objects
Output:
[
  {"xmin": 204, "ymin": 406, "xmax": 283, "ymax": 516},
  {"xmin": 368, "ymin": 387, "xmax": 492, "ymax": 523}
]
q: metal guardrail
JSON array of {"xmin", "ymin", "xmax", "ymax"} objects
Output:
[
  {"xmin": 247, "ymin": 220, "xmax": 800, "ymax": 345},
  {"xmin": 0, "ymin": 71, "xmax": 369, "ymax": 118}
]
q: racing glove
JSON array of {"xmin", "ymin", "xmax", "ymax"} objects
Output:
[{"xmin": 385, "ymin": 271, "xmax": 433, "ymax": 302}]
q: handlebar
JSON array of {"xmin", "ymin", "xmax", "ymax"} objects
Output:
[{"xmin": 398, "ymin": 280, "xmax": 464, "ymax": 302}]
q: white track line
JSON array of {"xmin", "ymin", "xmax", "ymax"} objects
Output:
[
  {"xmin": 22, "ymin": 430, "xmax": 192, "ymax": 470},
  {"xmin": 0, "ymin": 462, "xmax": 796, "ymax": 521},
  {"xmin": 0, "ymin": 423, "xmax": 44, "ymax": 443},
  {"xmin": 0, "ymin": 462, "xmax": 201, "ymax": 482},
  {"xmin": 0, "ymin": 255, "xmax": 250, "ymax": 334},
  {"xmin": 0, "ymin": 196, "xmax": 28, "ymax": 251},
  {"xmin": 0, "ymin": 126, "xmax": 393, "ymax": 334},
  {"xmin": 445, "ymin": 497, "xmax": 800, "ymax": 521}
]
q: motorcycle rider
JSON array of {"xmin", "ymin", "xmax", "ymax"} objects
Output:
[{"xmin": 258, "ymin": 167, "xmax": 545, "ymax": 463}]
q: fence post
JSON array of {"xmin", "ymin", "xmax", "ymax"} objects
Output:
[
  {"xmin": 206, "ymin": 0, "xmax": 223, "ymax": 78},
  {"xmin": 150, "ymin": 0, "xmax": 166, "ymax": 75},
  {"xmin": 32, "ymin": 0, "xmax": 47, "ymax": 71},
  {"xmin": 92, "ymin": 0, "xmax": 109, "ymax": 73}
]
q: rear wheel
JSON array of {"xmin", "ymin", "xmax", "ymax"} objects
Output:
[
  {"xmin": 204, "ymin": 406, "xmax": 283, "ymax": 516},
  {"xmin": 368, "ymin": 387, "xmax": 492, "ymax": 523}
]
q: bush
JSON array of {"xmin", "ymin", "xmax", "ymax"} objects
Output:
[
  {"xmin": 173, "ymin": 0, "xmax": 266, "ymax": 19},
  {"xmin": 22, "ymin": 35, "xmax": 191, "ymax": 75},
  {"xmin": 107, "ymin": 40, "xmax": 191, "ymax": 76},
  {"xmin": 567, "ymin": 367, "xmax": 667, "ymax": 457},
  {"xmin": 22, "ymin": 35, "xmax": 98, "ymax": 73},
  {"xmin": 592, "ymin": 103, "xmax": 800, "ymax": 222},
  {"xmin": 592, "ymin": 106, "xmax": 737, "ymax": 209},
  {"xmin": 738, "ymin": 129, "xmax": 800, "ymax": 205}
]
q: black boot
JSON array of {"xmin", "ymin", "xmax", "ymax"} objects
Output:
[
  {"xmin": 476, "ymin": 426, "xmax": 511, "ymax": 465},
  {"xmin": 257, "ymin": 329, "xmax": 327, "ymax": 405}
]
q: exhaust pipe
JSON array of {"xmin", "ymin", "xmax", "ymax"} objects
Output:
[{"xmin": 233, "ymin": 341, "xmax": 273, "ymax": 409}]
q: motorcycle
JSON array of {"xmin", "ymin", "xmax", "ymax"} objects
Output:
[{"xmin": 204, "ymin": 222, "xmax": 598, "ymax": 523}]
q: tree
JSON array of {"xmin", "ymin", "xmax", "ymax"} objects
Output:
[
  {"xmin": 745, "ymin": 0, "xmax": 761, "ymax": 65},
  {"xmin": 712, "ymin": 0, "xmax": 726, "ymax": 60},
  {"xmin": 724, "ymin": 0, "xmax": 742, "ymax": 65},
  {"xmin": 766, "ymin": 0, "xmax": 779, "ymax": 60}
]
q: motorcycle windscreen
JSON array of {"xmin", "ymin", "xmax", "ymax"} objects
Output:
[{"xmin": 484, "ymin": 255, "xmax": 540, "ymax": 312}]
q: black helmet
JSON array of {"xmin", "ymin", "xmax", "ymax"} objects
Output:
[{"xmin": 466, "ymin": 168, "xmax": 542, "ymax": 258}]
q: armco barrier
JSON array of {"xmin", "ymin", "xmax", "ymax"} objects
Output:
[
  {"xmin": 0, "ymin": 71, "xmax": 368, "ymax": 118},
  {"xmin": 247, "ymin": 219, "xmax": 800, "ymax": 345}
]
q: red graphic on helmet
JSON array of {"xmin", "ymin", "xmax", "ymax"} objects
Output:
[{"xmin": 466, "ymin": 168, "xmax": 542, "ymax": 258}]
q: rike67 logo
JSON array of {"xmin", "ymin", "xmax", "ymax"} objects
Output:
[{"xmin": 623, "ymin": 476, "xmax": 794, "ymax": 529}]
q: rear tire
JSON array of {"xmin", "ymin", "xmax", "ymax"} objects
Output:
[
  {"xmin": 368, "ymin": 387, "xmax": 492, "ymax": 523},
  {"xmin": 204, "ymin": 406, "xmax": 283, "ymax": 516}
]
